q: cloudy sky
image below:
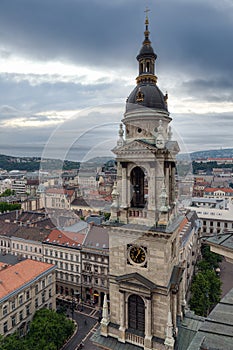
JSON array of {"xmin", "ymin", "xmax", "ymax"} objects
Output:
[{"xmin": 0, "ymin": 0, "xmax": 233, "ymax": 160}]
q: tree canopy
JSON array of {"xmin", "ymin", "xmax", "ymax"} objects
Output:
[
  {"xmin": 189, "ymin": 245, "xmax": 222, "ymax": 317},
  {"xmin": 0, "ymin": 308, "xmax": 75, "ymax": 350},
  {"xmin": 0, "ymin": 203, "xmax": 21, "ymax": 213}
]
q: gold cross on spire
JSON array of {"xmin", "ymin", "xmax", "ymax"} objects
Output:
[
  {"xmin": 144, "ymin": 6, "xmax": 150, "ymax": 17},
  {"xmin": 144, "ymin": 6, "xmax": 150, "ymax": 25}
]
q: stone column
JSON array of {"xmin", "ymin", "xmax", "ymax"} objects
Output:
[
  {"xmin": 118, "ymin": 291, "xmax": 126, "ymax": 343},
  {"xmin": 172, "ymin": 293, "xmax": 177, "ymax": 332},
  {"xmin": 148, "ymin": 163, "xmax": 156, "ymax": 211},
  {"xmin": 121, "ymin": 165, "xmax": 127, "ymax": 208},
  {"xmin": 156, "ymin": 158, "xmax": 165, "ymax": 210},
  {"xmin": 164, "ymin": 311, "xmax": 175, "ymax": 350},
  {"xmin": 144, "ymin": 297, "xmax": 152, "ymax": 349},
  {"xmin": 177, "ymin": 287, "xmax": 182, "ymax": 321}
]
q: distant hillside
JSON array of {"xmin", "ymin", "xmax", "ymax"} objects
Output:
[
  {"xmin": 0, "ymin": 154, "xmax": 80, "ymax": 172},
  {"xmin": 1, "ymin": 149, "xmax": 233, "ymax": 172},
  {"xmin": 190, "ymin": 148, "xmax": 233, "ymax": 161}
]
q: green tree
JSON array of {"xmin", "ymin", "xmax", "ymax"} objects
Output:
[
  {"xmin": 201, "ymin": 245, "xmax": 222, "ymax": 269},
  {"xmin": 190, "ymin": 272, "xmax": 211, "ymax": 316},
  {"xmin": 190, "ymin": 269, "xmax": 222, "ymax": 316},
  {"xmin": 0, "ymin": 189, "xmax": 15, "ymax": 197},
  {"xmin": 206, "ymin": 270, "xmax": 222, "ymax": 306},
  {"xmin": 0, "ymin": 203, "xmax": 21, "ymax": 213},
  {"xmin": 0, "ymin": 332, "xmax": 26, "ymax": 350},
  {"xmin": 0, "ymin": 308, "xmax": 75, "ymax": 350},
  {"xmin": 25, "ymin": 308, "xmax": 75, "ymax": 350},
  {"xmin": 104, "ymin": 212, "xmax": 111, "ymax": 221}
]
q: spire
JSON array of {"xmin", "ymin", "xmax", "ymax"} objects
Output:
[
  {"xmin": 101, "ymin": 293, "xmax": 109, "ymax": 325},
  {"xmin": 136, "ymin": 8, "xmax": 157, "ymax": 84},
  {"xmin": 144, "ymin": 7, "xmax": 151, "ymax": 45}
]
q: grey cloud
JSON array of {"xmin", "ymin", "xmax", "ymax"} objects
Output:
[
  {"xmin": 172, "ymin": 112, "xmax": 233, "ymax": 152},
  {"xmin": 0, "ymin": 0, "xmax": 232, "ymax": 158},
  {"xmin": 0, "ymin": 73, "xmax": 129, "ymax": 112},
  {"xmin": 180, "ymin": 78, "xmax": 233, "ymax": 102},
  {"xmin": 0, "ymin": 0, "xmax": 232, "ymax": 77}
]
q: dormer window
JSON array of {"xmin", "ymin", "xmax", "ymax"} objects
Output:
[{"xmin": 136, "ymin": 90, "xmax": 144, "ymax": 102}]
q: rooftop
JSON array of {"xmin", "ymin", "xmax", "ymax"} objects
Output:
[
  {"xmin": 0, "ymin": 259, "xmax": 55, "ymax": 300},
  {"xmin": 44, "ymin": 229, "xmax": 86, "ymax": 248},
  {"xmin": 46, "ymin": 188, "xmax": 75, "ymax": 196},
  {"xmin": 0, "ymin": 253, "xmax": 26, "ymax": 266},
  {"xmin": 205, "ymin": 187, "xmax": 233, "ymax": 194},
  {"xmin": 83, "ymin": 225, "xmax": 109, "ymax": 250},
  {"xmin": 186, "ymin": 288, "xmax": 233, "ymax": 350}
]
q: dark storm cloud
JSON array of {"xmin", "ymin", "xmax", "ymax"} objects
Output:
[
  {"xmin": 0, "ymin": 0, "xmax": 232, "ymax": 76},
  {"xmin": 180, "ymin": 77, "xmax": 233, "ymax": 102},
  {"xmin": 0, "ymin": 0, "xmax": 141, "ymax": 69}
]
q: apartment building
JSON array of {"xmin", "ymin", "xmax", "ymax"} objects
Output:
[
  {"xmin": 81, "ymin": 225, "xmax": 109, "ymax": 306},
  {"xmin": 0, "ymin": 259, "xmax": 56, "ymax": 336},
  {"xmin": 204, "ymin": 187, "xmax": 233, "ymax": 202},
  {"xmin": 0, "ymin": 210, "xmax": 110, "ymax": 307},
  {"xmin": 43, "ymin": 188, "xmax": 76, "ymax": 210},
  {"xmin": 43, "ymin": 229, "xmax": 86, "ymax": 297},
  {"xmin": 11, "ymin": 179, "xmax": 27, "ymax": 195},
  {"xmin": 0, "ymin": 222, "xmax": 50, "ymax": 261},
  {"xmin": 186, "ymin": 197, "xmax": 233, "ymax": 235},
  {"xmin": 178, "ymin": 211, "xmax": 202, "ymax": 304}
]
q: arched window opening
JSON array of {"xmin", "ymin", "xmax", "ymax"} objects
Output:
[
  {"xmin": 130, "ymin": 167, "xmax": 146, "ymax": 208},
  {"xmin": 128, "ymin": 294, "xmax": 145, "ymax": 333},
  {"xmin": 140, "ymin": 62, "xmax": 143, "ymax": 74},
  {"xmin": 146, "ymin": 61, "xmax": 150, "ymax": 73}
]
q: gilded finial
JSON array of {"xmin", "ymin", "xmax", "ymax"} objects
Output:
[
  {"xmin": 144, "ymin": 6, "xmax": 150, "ymax": 22},
  {"xmin": 143, "ymin": 7, "xmax": 151, "ymax": 43}
]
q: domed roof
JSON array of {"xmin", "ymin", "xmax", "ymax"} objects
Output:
[
  {"xmin": 137, "ymin": 43, "xmax": 157, "ymax": 60},
  {"xmin": 126, "ymin": 83, "xmax": 168, "ymax": 112}
]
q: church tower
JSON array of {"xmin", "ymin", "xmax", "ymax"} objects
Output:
[{"xmin": 97, "ymin": 11, "xmax": 184, "ymax": 350}]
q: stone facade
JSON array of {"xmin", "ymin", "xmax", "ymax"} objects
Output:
[{"xmin": 0, "ymin": 259, "xmax": 56, "ymax": 337}]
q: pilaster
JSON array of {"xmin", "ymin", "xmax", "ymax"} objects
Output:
[{"xmin": 118, "ymin": 291, "xmax": 126, "ymax": 342}]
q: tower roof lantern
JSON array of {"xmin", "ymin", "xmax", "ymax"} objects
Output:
[
  {"xmin": 125, "ymin": 9, "xmax": 168, "ymax": 113},
  {"xmin": 137, "ymin": 8, "xmax": 157, "ymax": 61}
]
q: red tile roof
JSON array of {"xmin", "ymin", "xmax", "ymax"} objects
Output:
[
  {"xmin": 44, "ymin": 229, "xmax": 86, "ymax": 248},
  {"xmin": 204, "ymin": 187, "xmax": 233, "ymax": 193},
  {"xmin": 208, "ymin": 158, "xmax": 233, "ymax": 161},
  {"xmin": 179, "ymin": 217, "xmax": 189, "ymax": 232},
  {"xmin": 0, "ymin": 260, "xmax": 54, "ymax": 299}
]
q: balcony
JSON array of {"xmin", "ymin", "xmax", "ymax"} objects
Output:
[
  {"xmin": 126, "ymin": 332, "xmax": 144, "ymax": 346},
  {"xmin": 128, "ymin": 209, "xmax": 147, "ymax": 219}
]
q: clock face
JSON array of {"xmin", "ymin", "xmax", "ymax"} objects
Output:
[{"xmin": 129, "ymin": 245, "xmax": 146, "ymax": 264}]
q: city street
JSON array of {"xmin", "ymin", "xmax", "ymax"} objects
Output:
[{"xmin": 62, "ymin": 304, "xmax": 100, "ymax": 350}]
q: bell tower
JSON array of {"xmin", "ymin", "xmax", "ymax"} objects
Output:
[
  {"xmin": 110, "ymin": 11, "xmax": 179, "ymax": 228},
  {"xmin": 96, "ymin": 11, "xmax": 184, "ymax": 350}
]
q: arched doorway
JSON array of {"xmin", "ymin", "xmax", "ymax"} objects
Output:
[
  {"xmin": 128, "ymin": 294, "xmax": 145, "ymax": 333},
  {"xmin": 130, "ymin": 167, "xmax": 146, "ymax": 208}
]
